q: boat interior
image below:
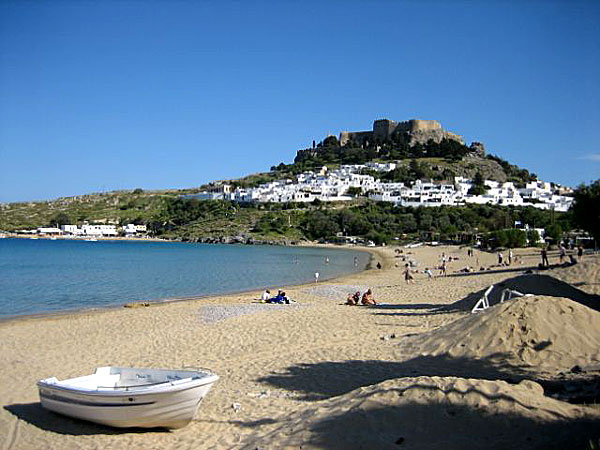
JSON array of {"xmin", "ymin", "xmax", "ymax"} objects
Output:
[{"xmin": 41, "ymin": 367, "xmax": 213, "ymax": 391}]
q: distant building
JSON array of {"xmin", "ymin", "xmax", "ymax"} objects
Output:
[
  {"xmin": 81, "ymin": 224, "xmax": 117, "ymax": 237},
  {"xmin": 123, "ymin": 224, "xmax": 147, "ymax": 236},
  {"xmin": 37, "ymin": 227, "xmax": 62, "ymax": 235}
]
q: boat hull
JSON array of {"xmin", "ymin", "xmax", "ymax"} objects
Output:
[{"xmin": 37, "ymin": 368, "xmax": 218, "ymax": 429}]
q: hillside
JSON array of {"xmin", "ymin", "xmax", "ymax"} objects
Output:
[{"xmin": 0, "ymin": 121, "xmax": 572, "ymax": 245}]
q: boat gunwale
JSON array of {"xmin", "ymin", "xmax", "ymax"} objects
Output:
[{"xmin": 37, "ymin": 373, "xmax": 219, "ymax": 397}]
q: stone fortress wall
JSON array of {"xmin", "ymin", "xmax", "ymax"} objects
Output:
[{"xmin": 339, "ymin": 118, "xmax": 463, "ymax": 147}]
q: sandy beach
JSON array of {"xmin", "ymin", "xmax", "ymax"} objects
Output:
[{"xmin": 1, "ymin": 244, "xmax": 599, "ymax": 449}]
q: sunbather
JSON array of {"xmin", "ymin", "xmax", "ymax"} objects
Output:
[
  {"xmin": 361, "ymin": 288, "xmax": 377, "ymax": 306},
  {"xmin": 345, "ymin": 291, "xmax": 361, "ymax": 305}
]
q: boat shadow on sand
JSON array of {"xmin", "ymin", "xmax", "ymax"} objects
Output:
[{"xmin": 3, "ymin": 403, "xmax": 168, "ymax": 435}]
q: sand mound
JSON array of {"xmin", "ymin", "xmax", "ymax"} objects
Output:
[
  {"xmin": 448, "ymin": 273, "xmax": 599, "ymax": 313},
  {"xmin": 244, "ymin": 376, "xmax": 600, "ymax": 450},
  {"xmin": 417, "ymin": 296, "xmax": 600, "ymax": 373},
  {"xmin": 551, "ymin": 257, "xmax": 600, "ymax": 295}
]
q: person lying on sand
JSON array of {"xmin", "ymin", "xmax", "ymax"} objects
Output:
[
  {"xmin": 361, "ymin": 289, "xmax": 377, "ymax": 306},
  {"xmin": 267, "ymin": 290, "xmax": 291, "ymax": 304}
]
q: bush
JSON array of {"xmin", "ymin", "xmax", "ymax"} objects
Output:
[{"xmin": 526, "ymin": 229, "xmax": 540, "ymax": 246}]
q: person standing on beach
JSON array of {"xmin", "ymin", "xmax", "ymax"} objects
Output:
[
  {"xmin": 314, "ymin": 272, "xmax": 319, "ymax": 283},
  {"xmin": 577, "ymin": 245, "xmax": 584, "ymax": 261},
  {"xmin": 541, "ymin": 247, "xmax": 549, "ymax": 267},
  {"xmin": 440, "ymin": 260, "xmax": 447, "ymax": 277},
  {"xmin": 403, "ymin": 264, "xmax": 414, "ymax": 284},
  {"xmin": 497, "ymin": 252, "xmax": 504, "ymax": 266},
  {"xmin": 559, "ymin": 244, "xmax": 567, "ymax": 263},
  {"xmin": 508, "ymin": 249, "xmax": 513, "ymax": 265}
]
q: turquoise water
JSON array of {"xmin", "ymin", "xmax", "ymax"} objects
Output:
[{"xmin": 0, "ymin": 238, "xmax": 369, "ymax": 319}]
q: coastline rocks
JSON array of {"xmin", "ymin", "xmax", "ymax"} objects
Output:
[{"xmin": 181, "ymin": 235, "xmax": 298, "ymax": 246}]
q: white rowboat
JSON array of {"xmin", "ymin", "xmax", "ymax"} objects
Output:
[{"xmin": 37, "ymin": 367, "xmax": 219, "ymax": 429}]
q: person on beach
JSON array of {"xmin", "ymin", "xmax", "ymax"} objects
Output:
[
  {"xmin": 268, "ymin": 290, "xmax": 289, "ymax": 304},
  {"xmin": 439, "ymin": 260, "xmax": 447, "ymax": 277},
  {"xmin": 376, "ymin": 262, "xmax": 382, "ymax": 270},
  {"xmin": 345, "ymin": 291, "xmax": 361, "ymax": 305},
  {"xmin": 403, "ymin": 264, "xmax": 414, "ymax": 284},
  {"xmin": 559, "ymin": 244, "xmax": 567, "ymax": 263},
  {"xmin": 508, "ymin": 249, "xmax": 513, "ymax": 265},
  {"xmin": 577, "ymin": 245, "xmax": 584, "ymax": 260},
  {"xmin": 424, "ymin": 268, "xmax": 434, "ymax": 280},
  {"xmin": 314, "ymin": 272, "xmax": 319, "ymax": 283},
  {"xmin": 361, "ymin": 289, "xmax": 377, "ymax": 306},
  {"xmin": 497, "ymin": 252, "xmax": 504, "ymax": 266},
  {"xmin": 260, "ymin": 289, "xmax": 271, "ymax": 302},
  {"xmin": 541, "ymin": 247, "xmax": 549, "ymax": 267}
]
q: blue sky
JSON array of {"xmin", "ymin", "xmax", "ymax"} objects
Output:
[{"xmin": 1, "ymin": 0, "xmax": 598, "ymax": 203}]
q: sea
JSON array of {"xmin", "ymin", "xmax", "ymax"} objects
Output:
[{"xmin": 0, "ymin": 238, "xmax": 370, "ymax": 319}]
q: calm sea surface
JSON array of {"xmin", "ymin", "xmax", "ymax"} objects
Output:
[{"xmin": 0, "ymin": 238, "xmax": 369, "ymax": 319}]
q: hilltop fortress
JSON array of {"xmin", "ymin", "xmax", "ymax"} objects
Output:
[{"xmin": 339, "ymin": 118, "xmax": 464, "ymax": 147}]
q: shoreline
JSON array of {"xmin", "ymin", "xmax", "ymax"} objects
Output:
[{"xmin": 0, "ymin": 243, "xmax": 379, "ymax": 325}]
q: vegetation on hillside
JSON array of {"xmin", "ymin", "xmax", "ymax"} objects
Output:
[
  {"xmin": 143, "ymin": 198, "xmax": 572, "ymax": 247},
  {"xmin": 571, "ymin": 179, "xmax": 600, "ymax": 243}
]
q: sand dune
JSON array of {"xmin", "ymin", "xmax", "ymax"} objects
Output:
[
  {"xmin": 244, "ymin": 376, "xmax": 600, "ymax": 450},
  {"xmin": 551, "ymin": 258, "xmax": 600, "ymax": 295},
  {"xmin": 446, "ymin": 273, "xmax": 600, "ymax": 312},
  {"xmin": 417, "ymin": 295, "xmax": 600, "ymax": 373}
]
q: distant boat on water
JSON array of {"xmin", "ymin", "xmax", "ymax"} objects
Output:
[{"xmin": 85, "ymin": 238, "xmax": 98, "ymax": 242}]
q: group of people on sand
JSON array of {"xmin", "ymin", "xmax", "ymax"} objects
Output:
[
  {"xmin": 260, "ymin": 289, "xmax": 292, "ymax": 304},
  {"xmin": 540, "ymin": 243, "xmax": 584, "ymax": 268},
  {"xmin": 345, "ymin": 288, "xmax": 376, "ymax": 306}
]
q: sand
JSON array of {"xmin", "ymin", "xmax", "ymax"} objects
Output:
[{"xmin": 0, "ymin": 245, "xmax": 598, "ymax": 449}]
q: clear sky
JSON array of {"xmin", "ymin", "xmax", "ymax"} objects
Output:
[{"xmin": 1, "ymin": 0, "xmax": 598, "ymax": 203}]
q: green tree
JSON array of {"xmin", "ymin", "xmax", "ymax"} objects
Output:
[
  {"xmin": 49, "ymin": 212, "xmax": 71, "ymax": 227},
  {"xmin": 527, "ymin": 229, "xmax": 540, "ymax": 246},
  {"xmin": 505, "ymin": 229, "xmax": 527, "ymax": 248},
  {"xmin": 409, "ymin": 159, "xmax": 427, "ymax": 179},
  {"xmin": 468, "ymin": 172, "xmax": 486, "ymax": 195},
  {"xmin": 545, "ymin": 223, "xmax": 563, "ymax": 243},
  {"xmin": 572, "ymin": 180, "xmax": 600, "ymax": 242},
  {"xmin": 346, "ymin": 187, "xmax": 362, "ymax": 197},
  {"xmin": 321, "ymin": 135, "xmax": 340, "ymax": 147}
]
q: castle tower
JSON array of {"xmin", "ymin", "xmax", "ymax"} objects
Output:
[{"xmin": 373, "ymin": 119, "xmax": 398, "ymax": 141}]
